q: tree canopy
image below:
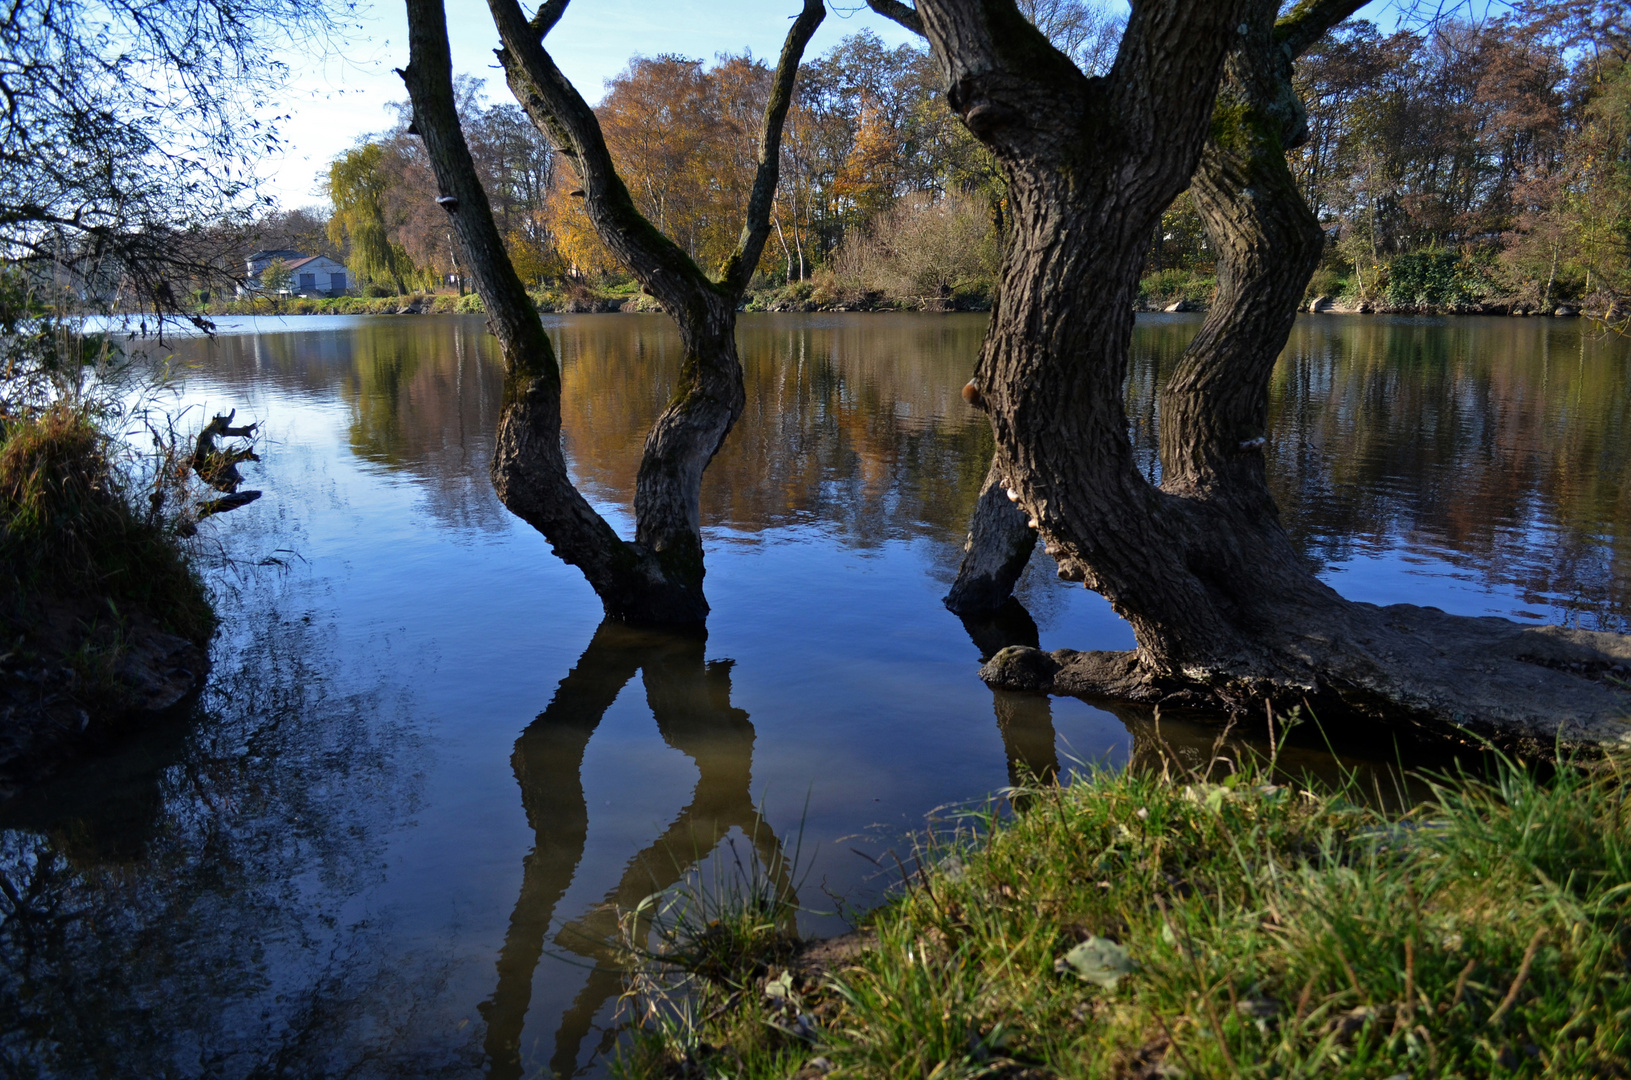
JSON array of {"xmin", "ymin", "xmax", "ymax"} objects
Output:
[{"xmin": 0, "ymin": 0, "xmax": 350, "ymax": 315}]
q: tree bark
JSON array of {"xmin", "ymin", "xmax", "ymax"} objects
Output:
[
  {"xmin": 400, "ymin": 0, "xmax": 822, "ymax": 626},
  {"xmin": 897, "ymin": 0, "xmax": 1631, "ymax": 745},
  {"xmin": 944, "ymin": 460, "xmax": 1036, "ymax": 614}
]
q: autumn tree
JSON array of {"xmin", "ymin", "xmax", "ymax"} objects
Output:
[
  {"xmin": 878, "ymin": 0, "xmax": 1631, "ymax": 742},
  {"xmin": 260, "ymin": 258, "xmax": 294, "ymax": 294},
  {"xmin": 327, "ymin": 143, "xmax": 415, "ymax": 294},
  {"xmin": 399, "ymin": 0, "xmax": 823, "ymax": 624}
]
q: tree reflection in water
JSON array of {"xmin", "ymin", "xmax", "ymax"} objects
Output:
[
  {"xmin": 481, "ymin": 622, "xmax": 797, "ymax": 1080},
  {"xmin": 0, "ymin": 602, "xmax": 461, "ymax": 1078}
]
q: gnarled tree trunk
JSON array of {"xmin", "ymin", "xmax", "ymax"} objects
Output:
[
  {"xmin": 400, "ymin": 0, "xmax": 822, "ymax": 626},
  {"xmin": 882, "ymin": 0, "xmax": 1631, "ymax": 746}
]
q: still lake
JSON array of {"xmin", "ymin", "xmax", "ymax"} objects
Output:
[{"xmin": 2, "ymin": 312, "xmax": 1628, "ymax": 1078}]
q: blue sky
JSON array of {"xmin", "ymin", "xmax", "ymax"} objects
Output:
[
  {"xmin": 260, "ymin": 0, "xmax": 1477, "ymax": 211},
  {"xmin": 266, "ymin": 1, "xmax": 921, "ymax": 207}
]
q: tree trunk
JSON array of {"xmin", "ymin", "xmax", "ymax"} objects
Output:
[
  {"xmin": 400, "ymin": 0, "xmax": 822, "ymax": 627},
  {"xmin": 944, "ymin": 460, "xmax": 1036, "ymax": 614},
  {"xmin": 899, "ymin": 0, "xmax": 1631, "ymax": 745}
]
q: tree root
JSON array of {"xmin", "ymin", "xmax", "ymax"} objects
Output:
[{"xmin": 981, "ymin": 602, "xmax": 1631, "ymax": 749}]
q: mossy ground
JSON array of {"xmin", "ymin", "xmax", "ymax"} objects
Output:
[{"xmin": 616, "ymin": 741, "xmax": 1631, "ymax": 1079}]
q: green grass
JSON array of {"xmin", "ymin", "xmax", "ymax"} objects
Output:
[
  {"xmin": 617, "ymin": 741, "xmax": 1631, "ymax": 1079},
  {"xmin": 1140, "ymin": 269, "xmax": 1217, "ymax": 309}
]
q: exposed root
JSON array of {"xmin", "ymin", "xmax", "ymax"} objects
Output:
[{"xmin": 980, "ymin": 602, "xmax": 1631, "ymax": 749}]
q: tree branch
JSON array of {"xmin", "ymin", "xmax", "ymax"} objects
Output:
[
  {"xmin": 1104, "ymin": 0, "xmax": 1253, "ymax": 157},
  {"xmin": 718, "ymin": 0, "xmax": 824, "ymax": 298},
  {"xmin": 528, "ymin": 0, "xmax": 568, "ymax": 40},
  {"xmin": 400, "ymin": 0, "xmax": 552, "ymax": 383},
  {"xmin": 1275, "ymin": 0, "xmax": 1368, "ymax": 59},
  {"xmin": 400, "ymin": 0, "xmax": 643, "ymax": 608},
  {"xmin": 486, "ymin": 0, "xmax": 716, "ymax": 316},
  {"xmin": 865, "ymin": 0, "xmax": 924, "ymax": 36}
]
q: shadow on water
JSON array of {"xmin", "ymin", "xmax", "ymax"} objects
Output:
[
  {"xmin": 0, "ymin": 597, "xmax": 466, "ymax": 1079},
  {"xmin": 956, "ymin": 599, "xmax": 1061, "ymax": 788},
  {"xmin": 482, "ymin": 622, "xmax": 797, "ymax": 1080},
  {"xmin": 958, "ymin": 595, "xmax": 1473, "ymax": 810}
]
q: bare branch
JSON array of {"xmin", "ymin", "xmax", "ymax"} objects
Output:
[
  {"xmin": 528, "ymin": 0, "xmax": 568, "ymax": 40},
  {"xmin": 486, "ymin": 0, "xmax": 714, "ymax": 314},
  {"xmin": 1275, "ymin": 0, "xmax": 1368, "ymax": 59},
  {"xmin": 401, "ymin": 0, "xmax": 648, "ymax": 610},
  {"xmin": 719, "ymin": 0, "xmax": 824, "ymax": 298},
  {"xmin": 399, "ymin": 2, "xmax": 551, "ymax": 383},
  {"xmin": 866, "ymin": 0, "xmax": 925, "ymax": 36}
]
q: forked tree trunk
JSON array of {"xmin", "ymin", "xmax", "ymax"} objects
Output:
[
  {"xmin": 400, "ymin": 0, "xmax": 822, "ymax": 627},
  {"xmin": 889, "ymin": 0, "xmax": 1631, "ymax": 745}
]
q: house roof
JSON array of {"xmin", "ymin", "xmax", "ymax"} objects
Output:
[
  {"xmin": 284, "ymin": 255, "xmax": 342, "ymax": 271},
  {"xmin": 247, "ymin": 248, "xmax": 304, "ymax": 262}
]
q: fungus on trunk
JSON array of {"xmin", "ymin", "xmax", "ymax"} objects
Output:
[{"xmin": 398, "ymin": 0, "xmax": 823, "ymax": 627}]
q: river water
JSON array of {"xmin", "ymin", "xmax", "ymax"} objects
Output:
[{"xmin": 2, "ymin": 312, "xmax": 1627, "ymax": 1077}]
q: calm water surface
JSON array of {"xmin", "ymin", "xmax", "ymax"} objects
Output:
[{"xmin": 2, "ymin": 312, "xmax": 1627, "ymax": 1077}]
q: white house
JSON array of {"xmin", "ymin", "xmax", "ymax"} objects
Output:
[{"xmin": 240, "ymin": 250, "xmax": 350, "ymax": 297}]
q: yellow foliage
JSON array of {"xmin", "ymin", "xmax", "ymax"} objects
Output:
[{"xmin": 544, "ymin": 182, "xmax": 621, "ymax": 279}]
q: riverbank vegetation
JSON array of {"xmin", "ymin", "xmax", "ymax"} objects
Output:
[
  {"xmin": 0, "ymin": 286, "xmax": 224, "ymax": 795},
  {"xmin": 617, "ymin": 740, "xmax": 1631, "ymax": 1078},
  {"xmin": 211, "ymin": 4, "xmax": 1631, "ymax": 318},
  {"xmin": 0, "ymin": 0, "xmax": 340, "ymax": 796}
]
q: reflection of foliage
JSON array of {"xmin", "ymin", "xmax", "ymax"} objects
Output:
[
  {"xmin": 1157, "ymin": 317, "xmax": 1631, "ymax": 631},
  {"xmin": 0, "ymin": 595, "xmax": 463, "ymax": 1077},
  {"xmin": 191, "ymin": 314, "xmax": 1631, "ymax": 634}
]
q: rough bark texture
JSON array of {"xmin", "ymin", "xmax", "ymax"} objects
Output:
[
  {"xmin": 944, "ymin": 460, "xmax": 1036, "ymax": 614},
  {"xmin": 400, "ymin": 0, "xmax": 822, "ymax": 626},
  {"xmin": 898, "ymin": 0, "xmax": 1631, "ymax": 746}
]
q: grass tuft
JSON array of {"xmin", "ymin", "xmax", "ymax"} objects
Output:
[
  {"xmin": 1, "ymin": 404, "xmax": 213, "ymax": 643},
  {"xmin": 617, "ymin": 741, "xmax": 1631, "ymax": 1078}
]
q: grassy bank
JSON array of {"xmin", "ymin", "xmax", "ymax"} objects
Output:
[
  {"xmin": 199, "ymin": 278, "xmax": 998, "ymax": 318},
  {"xmin": 1, "ymin": 407, "xmax": 211, "ymax": 640},
  {"xmin": 618, "ymin": 743, "xmax": 1631, "ymax": 1078},
  {"xmin": 0, "ymin": 398, "xmax": 217, "ymax": 793}
]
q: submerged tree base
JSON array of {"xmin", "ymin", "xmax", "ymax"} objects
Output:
[
  {"xmin": 617, "ymin": 747, "xmax": 1631, "ymax": 1079},
  {"xmin": 978, "ymin": 602, "xmax": 1631, "ymax": 750}
]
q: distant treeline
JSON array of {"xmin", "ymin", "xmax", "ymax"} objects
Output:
[{"xmin": 243, "ymin": 2, "xmax": 1631, "ymax": 314}]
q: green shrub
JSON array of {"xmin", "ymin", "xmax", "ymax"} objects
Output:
[
  {"xmin": 1139, "ymin": 268, "xmax": 1217, "ymax": 307},
  {"xmin": 1306, "ymin": 265, "xmax": 1345, "ymax": 299},
  {"xmin": 1384, "ymin": 252, "xmax": 1495, "ymax": 309}
]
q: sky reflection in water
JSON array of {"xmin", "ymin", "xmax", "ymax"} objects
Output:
[{"xmin": 1, "ymin": 312, "xmax": 1626, "ymax": 1078}]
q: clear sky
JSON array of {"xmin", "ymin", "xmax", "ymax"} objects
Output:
[{"xmin": 261, "ymin": 0, "xmax": 1482, "ymax": 211}]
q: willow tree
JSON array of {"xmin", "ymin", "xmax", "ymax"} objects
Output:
[
  {"xmin": 398, "ymin": 0, "xmax": 823, "ymax": 625},
  {"xmin": 326, "ymin": 143, "xmax": 414, "ymax": 295},
  {"xmin": 874, "ymin": 0, "xmax": 1631, "ymax": 743}
]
